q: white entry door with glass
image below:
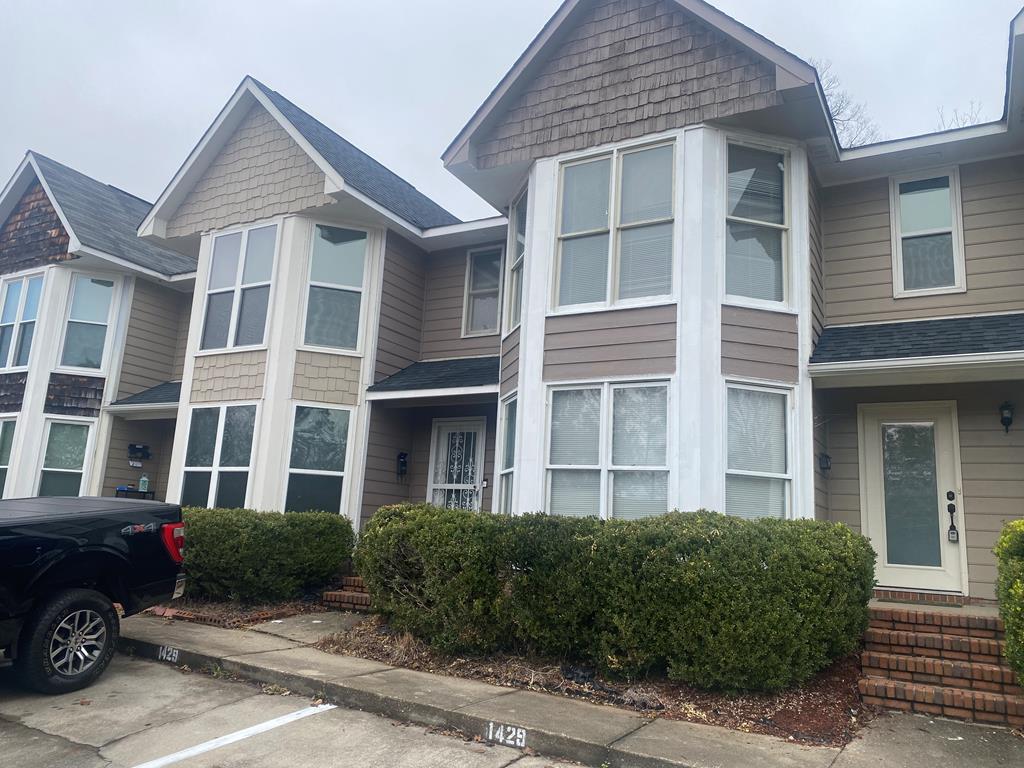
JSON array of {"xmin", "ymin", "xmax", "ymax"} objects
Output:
[
  {"xmin": 859, "ymin": 402, "xmax": 965, "ymax": 593},
  {"xmin": 428, "ymin": 418, "xmax": 486, "ymax": 511}
]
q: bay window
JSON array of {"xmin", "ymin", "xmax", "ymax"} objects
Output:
[
  {"xmin": 39, "ymin": 421, "xmax": 91, "ymax": 496},
  {"xmin": 304, "ymin": 225, "xmax": 367, "ymax": 351},
  {"xmin": 726, "ymin": 143, "xmax": 788, "ymax": 304},
  {"xmin": 725, "ymin": 384, "xmax": 790, "ymax": 519},
  {"xmin": 499, "ymin": 397, "xmax": 517, "ymax": 514},
  {"xmin": 890, "ymin": 169, "xmax": 964, "ymax": 295},
  {"xmin": 61, "ymin": 275, "xmax": 114, "ymax": 369},
  {"xmin": 556, "ymin": 142, "xmax": 674, "ymax": 309},
  {"xmin": 0, "ymin": 274, "xmax": 42, "ymax": 369},
  {"xmin": 181, "ymin": 404, "xmax": 257, "ymax": 508},
  {"xmin": 0, "ymin": 419, "xmax": 14, "ymax": 496},
  {"xmin": 505, "ymin": 189, "xmax": 527, "ymax": 330},
  {"xmin": 547, "ymin": 382, "xmax": 669, "ymax": 519},
  {"xmin": 463, "ymin": 246, "xmax": 502, "ymax": 335},
  {"xmin": 285, "ymin": 405, "xmax": 350, "ymax": 513},
  {"xmin": 200, "ymin": 224, "xmax": 277, "ymax": 350}
]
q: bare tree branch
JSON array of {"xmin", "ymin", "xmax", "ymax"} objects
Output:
[
  {"xmin": 811, "ymin": 57, "xmax": 883, "ymax": 148},
  {"xmin": 936, "ymin": 101, "xmax": 985, "ymax": 131}
]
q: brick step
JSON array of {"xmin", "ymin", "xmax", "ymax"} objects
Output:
[
  {"xmin": 338, "ymin": 575, "xmax": 367, "ymax": 594},
  {"xmin": 869, "ymin": 606, "xmax": 1004, "ymax": 639},
  {"xmin": 859, "ymin": 677, "xmax": 1024, "ymax": 727},
  {"xmin": 861, "ymin": 651, "xmax": 1021, "ymax": 696},
  {"xmin": 864, "ymin": 627, "xmax": 1005, "ymax": 664},
  {"xmin": 322, "ymin": 589, "xmax": 371, "ymax": 612}
]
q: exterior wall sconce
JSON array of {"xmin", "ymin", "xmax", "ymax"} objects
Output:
[
  {"xmin": 818, "ymin": 453, "xmax": 832, "ymax": 472},
  {"xmin": 999, "ymin": 401, "xmax": 1015, "ymax": 433}
]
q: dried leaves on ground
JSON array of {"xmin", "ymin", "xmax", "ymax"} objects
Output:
[{"xmin": 316, "ymin": 615, "xmax": 873, "ymax": 747}]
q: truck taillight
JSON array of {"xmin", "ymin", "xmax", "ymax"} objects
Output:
[{"xmin": 161, "ymin": 522, "xmax": 185, "ymax": 564}]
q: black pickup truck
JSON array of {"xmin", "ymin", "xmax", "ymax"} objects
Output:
[{"xmin": 0, "ymin": 497, "xmax": 185, "ymax": 693}]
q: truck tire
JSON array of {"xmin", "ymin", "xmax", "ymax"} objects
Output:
[{"xmin": 15, "ymin": 588, "xmax": 120, "ymax": 694}]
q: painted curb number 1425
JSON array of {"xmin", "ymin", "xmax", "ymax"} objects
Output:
[{"xmin": 485, "ymin": 722, "xmax": 527, "ymax": 748}]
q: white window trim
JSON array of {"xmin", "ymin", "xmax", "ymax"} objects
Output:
[
  {"xmin": 503, "ymin": 187, "xmax": 528, "ymax": 336},
  {"xmin": 723, "ymin": 137, "xmax": 792, "ymax": 311},
  {"xmin": 56, "ymin": 271, "xmax": 121, "ymax": 374},
  {"xmin": 497, "ymin": 394, "xmax": 517, "ymax": 514},
  {"xmin": 0, "ymin": 415, "xmax": 16, "ymax": 498},
  {"xmin": 36, "ymin": 416, "xmax": 96, "ymax": 496},
  {"xmin": 181, "ymin": 402, "xmax": 261, "ymax": 508},
  {"xmin": 551, "ymin": 139, "xmax": 677, "ymax": 315},
  {"xmin": 722, "ymin": 379, "xmax": 794, "ymax": 519},
  {"xmin": 0, "ymin": 271, "xmax": 44, "ymax": 372},
  {"xmin": 299, "ymin": 220, "xmax": 372, "ymax": 356},
  {"xmin": 544, "ymin": 379, "xmax": 671, "ymax": 520},
  {"xmin": 281, "ymin": 401, "xmax": 355, "ymax": 514},
  {"xmin": 462, "ymin": 245, "xmax": 504, "ymax": 338},
  {"xmin": 199, "ymin": 220, "xmax": 282, "ymax": 354},
  {"xmin": 888, "ymin": 166, "xmax": 966, "ymax": 299},
  {"xmin": 426, "ymin": 417, "xmax": 488, "ymax": 510}
]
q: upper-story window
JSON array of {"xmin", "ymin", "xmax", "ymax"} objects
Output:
[
  {"xmin": 61, "ymin": 275, "xmax": 114, "ymax": 369},
  {"xmin": 556, "ymin": 143, "xmax": 674, "ymax": 310},
  {"xmin": 0, "ymin": 274, "xmax": 42, "ymax": 369},
  {"xmin": 505, "ymin": 189, "xmax": 528, "ymax": 330},
  {"xmin": 889, "ymin": 169, "xmax": 965, "ymax": 296},
  {"xmin": 303, "ymin": 224, "xmax": 367, "ymax": 351},
  {"xmin": 200, "ymin": 224, "xmax": 277, "ymax": 351},
  {"xmin": 463, "ymin": 247, "xmax": 502, "ymax": 336},
  {"xmin": 726, "ymin": 143, "xmax": 788, "ymax": 305}
]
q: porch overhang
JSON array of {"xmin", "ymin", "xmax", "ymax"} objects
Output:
[
  {"xmin": 365, "ymin": 357, "xmax": 500, "ymax": 403},
  {"xmin": 810, "ymin": 352, "xmax": 1024, "ymax": 388},
  {"xmin": 105, "ymin": 380, "xmax": 182, "ymax": 419},
  {"xmin": 366, "ymin": 384, "xmax": 500, "ymax": 402}
]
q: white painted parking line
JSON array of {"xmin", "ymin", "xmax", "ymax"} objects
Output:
[{"xmin": 130, "ymin": 703, "xmax": 337, "ymax": 768}]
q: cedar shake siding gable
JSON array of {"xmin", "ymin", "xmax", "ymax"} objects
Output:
[
  {"xmin": 44, "ymin": 373, "xmax": 105, "ymax": 418},
  {"xmin": 0, "ymin": 180, "xmax": 71, "ymax": 275},
  {"xmin": 0, "ymin": 372, "xmax": 28, "ymax": 412},
  {"xmin": 472, "ymin": 0, "xmax": 783, "ymax": 170}
]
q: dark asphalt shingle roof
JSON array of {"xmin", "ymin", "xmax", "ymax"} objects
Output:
[
  {"xmin": 110, "ymin": 381, "xmax": 182, "ymax": 407},
  {"xmin": 251, "ymin": 80, "xmax": 461, "ymax": 230},
  {"xmin": 810, "ymin": 313, "xmax": 1024, "ymax": 364},
  {"xmin": 368, "ymin": 357, "xmax": 500, "ymax": 393},
  {"xmin": 32, "ymin": 154, "xmax": 197, "ymax": 277}
]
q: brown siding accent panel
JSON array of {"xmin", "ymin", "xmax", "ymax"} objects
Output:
[
  {"xmin": 720, "ymin": 305, "xmax": 798, "ymax": 383},
  {"xmin": 45, "ymin": 373, "xmax": 105, "ymax": 418},
  {"xmin": 474, "ymin": 0, "xmax": 782, "ymax": 170},
  {"xmin": 376, "ymin": 232, "xmax": 426, "ymax": 382},
  {"xmin": 543, "ymin": 304, "xmax": 676, "ymax": 381},
  {"xmin": 190, "ymin": 350, "xmax": 266, "ymax": 403},
  {"xmin": 501, "ymin": 326, "xmax": 520, "ymax": 395},
  {"xmin": 0, "ymin": 371, "xmax": 27, "ymax": 412},
  {"xmin": 118, "ymin": 280, "xmax": 192, "ymax": 399},
  {"xmin": 0, "ymin": 180, "xmax": 72, "ymax": 275},
  {"xmin": 822, "ymin": 155, "xmax": 1024, "ymax": 324},
  {"xmin": 421, "ymin": 246, "xmax": 501, "ymax": 360},
  {"xmin": 292, "ymin": 350, "xmax": 361, "ymax": 406}
]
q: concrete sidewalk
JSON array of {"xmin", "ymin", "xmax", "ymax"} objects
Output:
[{"xmin": 119, "ymin": 614, "xmax": 1023, "ymax": 768}]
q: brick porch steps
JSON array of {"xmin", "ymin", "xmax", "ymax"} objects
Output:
[
  {"xmin": 860, "ymin": 603, "xmax": 1023, "ymax": 726},
  {"xmin": 322, "ymin": 575, "xmax": 371, "ymax": 613}
]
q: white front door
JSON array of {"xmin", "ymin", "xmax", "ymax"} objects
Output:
[
  {"xmin": 859, "ymin": 402, "xmax": 965, "ymax": 593},
  {"xmin": 427, "ymin": 418, "xmax": 486, "ymax": 511}
]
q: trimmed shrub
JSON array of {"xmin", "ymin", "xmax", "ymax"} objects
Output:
[
  {"xmin": 184, "ymin": 507, "xmax": 354, "ymax": 603},
  {"xmin": 996, "ymin": 519, "xmax": 1024, "ymax": 677},
  {"xmin": 355, "ymin": 504, "xmax": 876, "ymax": 692}
]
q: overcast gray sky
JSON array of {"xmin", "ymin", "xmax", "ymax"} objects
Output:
[{"xmin": 1, "ymin": 0, "xmax": 1019, "ymax": 222}]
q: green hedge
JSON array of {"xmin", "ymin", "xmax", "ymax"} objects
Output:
[
  {"xmin": 996, "ymin": 519, "xmax": 1024, "ymax": 677},
  {"xmin": 183, "ymin": 507, "xmax": 355, "ymax": 603},
  {"xmin": 355, "ymin": 504, "xmax": 875, "ymax": 692}
]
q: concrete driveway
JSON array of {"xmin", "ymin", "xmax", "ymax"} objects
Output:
[{"xmin": 0, "ymin": 655, "xmax": 577, "ymax": 768}]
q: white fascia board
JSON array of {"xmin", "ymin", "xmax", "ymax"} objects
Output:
[
  {"xmin": 421, "ymin": 216, "xmax": 508, "ymax": 239},
  {"xmin": 25, "ymin": 154, "xmax": 79, "ymax": 249},
  {"xmin": 809, "ymin": 350, "xmax": 1024, "ymax": 378},
  {"xmin": 72, "ymin": 244, "xmax": 180, "ymax": 283},
  {"xmin": 837, "ymin": 122, "xmax": 1008, "ymax": 163},
  {"xmin": 103, "ymin": 402, "xmax": 179, "ymax": 413},
  {"xmin": 365, "ymin": 384, "xmax": 499, "ymax": 401},
  {"xmin": 0, "ymin": 155, "xmax": 38, "ymax": 230},
  {"xmin": 326, "ymin": 179, "xmax": 423, "ymax": 240}
]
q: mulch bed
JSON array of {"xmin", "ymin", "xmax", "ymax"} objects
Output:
[
  {"xmin": 147, "ymin": 597, "xmax": 328, "ymax": 629},
  {"xmin": 316, "ymin": 615, "xmax": 874, "ymax": 747}
]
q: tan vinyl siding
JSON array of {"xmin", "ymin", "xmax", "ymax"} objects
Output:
[
  {"xmin": 421, "ymin": 246, "xmax": 501, "ymax": 360},
  {"xmin": 474, "ymin": 0, "xmax": 782, "ymax": 169},
  {"xmin": 172, "ymin": 297, "xmax": 192, "ymax": 381},
  {"xmin": 101, "ymin": 417, "xmax": 176, "ymax": 501},
  {"xmin": 190, "ymin": 350, "xmax": 266, "ymax": 402},
  {"xmin": 816, "ymin": 383, "xmax": 1024, "ymax": 600},
  {"xmin": 360, "ymin": 405, "xmax": 415, "ymax": 526},
  {"xmin": 822, "ymin": 155, "xmax": 1024, "ymax": 324},
  {"xmin": 292, "ymin": 350, "xmax": 361, "ymax": 406},
  {"xmin": 376, "ymin": 232, "xmax": 426, "ymax": 382},
  {"xmin": 813, "ymin": 391, "xmax": 829, "ymax": 521},
  {"xmin": 809, "ymin": 173, "xmax": 825, "ymax": 342},
  {"xmin": 543, "ymin": 304, "xmax": 677, "ymax": 381},
  {"xmin": 720, "ymin": 305, "xmax": 798, "ymax": 383},
  {"xmin": 118, "ymin": 280, "xmax": 191, "ymax": 399},
  {"xmin": 500, "ymin": 327, "xmax": 520, "ymax": 395},
  {"xmin": 166, "ymin": 104, "xmax": 333, "ymax": 238}
]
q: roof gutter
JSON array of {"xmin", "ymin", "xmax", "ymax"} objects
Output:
[{"xmin": 365, "ymin": 384, "xmax": 500, "ymax": 401}]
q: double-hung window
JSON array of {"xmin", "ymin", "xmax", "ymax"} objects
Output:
[
  {"xmin": 181, "ymin": 404, "xmax": 257, "ymax": 508},
  {"xmin": 39, "ymin": 421, "xmax": 91, "ymax": 496},
  {"xmin": 285, "ymin": 405, "xmax": 350, "ymax": 513},
  {"xmin": 61, "ymin": 275, "xmax": 114, "ymax": 369},
  {"xmin": 890, "ymin": 169, "xmax": 964, "ymax": 295},
  {"xmin": 464, "ymin": 247, "xmax": 502, "ymax": 335},
  {"xmin": 725, "ymin": 384, "xmax": 790, "ymax": 519},
  {"xmin": 556, "ymin": 143, "xmax": 674, "ymax": 309},
  {"xmin": 201, "ymin": 224, "xmax": 277, "ymax": 350},
  {"xmin": 547, "ymin": 382, "xmax": 669, "ymax": 519},
  {"xmin": 499, "ymin": 397, "xmax": 517, "ymax": 514},
  {"xmin": 505, "ymin": 189, "xmax": 528, "ymax": 330},
  {"xmin": 0, "ymin": 418, "xmax": 14, "ymax": 496},
  {"xmin": 726, "ymin": 143, "xmax": 788, "ymax": 304},
  {"xmin": 304, "ymin": 225, "xmax": 367, "ymax": 351},
  {"xmin": 0, "ymin": 274, "xmax": 42, "ymax": 369}
]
